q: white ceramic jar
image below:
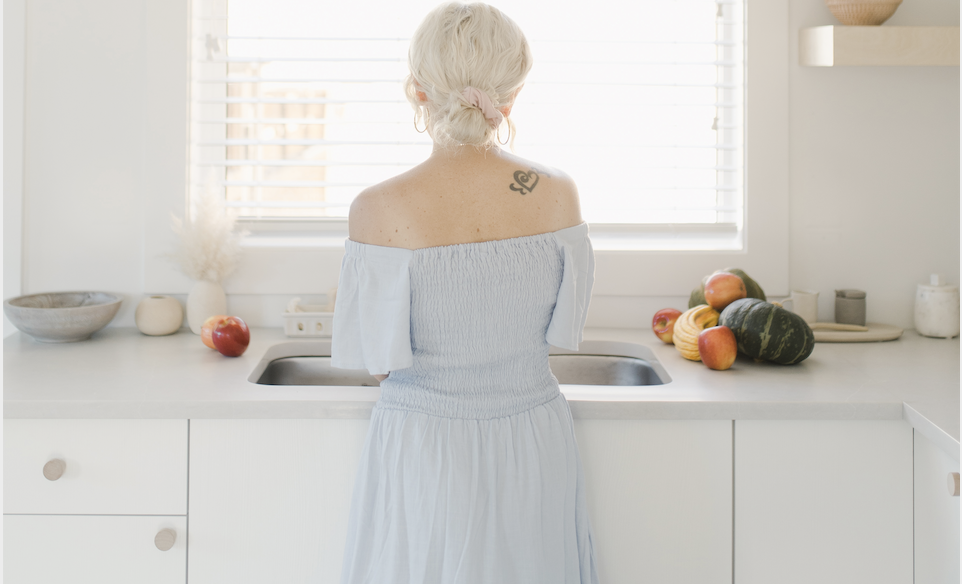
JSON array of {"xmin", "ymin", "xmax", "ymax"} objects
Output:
[
  {"xmin": 135, "ymin": 295, "xmax": 184, "ymax": 336},
  {"xmin": 914, "ymin": 274, "xmax": 960, "ymax": 339}
]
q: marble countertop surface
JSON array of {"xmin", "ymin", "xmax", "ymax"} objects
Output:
[{"xmin": 4, "ymin": 326, "xmax": 959, "ymax": 458}]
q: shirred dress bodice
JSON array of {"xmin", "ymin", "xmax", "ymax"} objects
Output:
[
  {"xmin": 331, "ymin": 222, "xmax": 594, "ymax": 419},
  {"xmin": 380, "ymin": 232, "xmax": 565, "ymax": 419}
]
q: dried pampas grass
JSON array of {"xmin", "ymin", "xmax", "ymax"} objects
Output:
[{"xmin": 167, "ymin": 194, "xmax": 250, "ymax": 283}]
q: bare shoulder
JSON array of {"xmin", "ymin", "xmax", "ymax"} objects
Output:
[
  {"xmin": 347, "ymin": 184, "xmax": 395, "ymax": 244},
  {"xmin": 348, "ymin": 163, "xmax": 431, "ymax": 245},
  {"xmin": 501, "ymin": 153, "xmax": 583, "ymax": 227}
]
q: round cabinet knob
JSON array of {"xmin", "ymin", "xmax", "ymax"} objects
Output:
[
  {"xmin": 42, "ymin": 458, "xmax": 66, "ymax": 481},
  {"xmin": 155, "ymin": 528, "xmax": 177, "ymax": 551},
  {"xmin": 948, "ymin": 472, "xmax": 960, "ymax": 497}
]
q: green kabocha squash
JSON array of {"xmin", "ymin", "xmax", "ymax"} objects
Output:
[
  {"xmin": 719, "ymin": 298, "xmax": 814, "ymax": 365},
  {"xmin": 689, "ymin": 267, "xmax": 766, "ymax": 308}
]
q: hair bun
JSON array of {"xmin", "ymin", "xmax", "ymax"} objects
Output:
[
  {"xmin": 461, "ymin": 86, "xmax": 504, "ymax": 128},
  {"xmin": 404, "ymin": 3, "xmax": 532, "ymax": 149}
]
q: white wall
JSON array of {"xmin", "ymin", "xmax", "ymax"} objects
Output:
[
  {"xmin": 4, "ymin": 0, "xmax": 26, "ymax": 338},
  {"xmin": 3, "ymin": 0, "xmax": 959, "ymax": 338},
  {"xmin": 21, "ymin": 0, "xmax": 148, "ymax": 330},
  {"xmin": 789, "ymin": 0, "xmax": 960, "ymax": 327}
]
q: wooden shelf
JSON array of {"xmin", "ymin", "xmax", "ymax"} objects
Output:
[{"xmin": 799, "ymin": 26, "xmax": 960, "ymax": 67}]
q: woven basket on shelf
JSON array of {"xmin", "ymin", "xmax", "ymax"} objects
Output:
[{"xmin": 824, "ymin": 0, "xmax": 902, "ymax": 25}]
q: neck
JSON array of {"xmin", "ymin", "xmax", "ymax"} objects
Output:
[{"xmin": 429, "ymin": 142, "xmax": 502, "ymax": 162}]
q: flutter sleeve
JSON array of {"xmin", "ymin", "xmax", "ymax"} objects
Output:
[
  {"xmin": 330, "ymin": 239, "xmax": 415, "ymax": 376},
  {"xmin": 545, "ymin": 222, "xmax": 596, "ymax": 351}
]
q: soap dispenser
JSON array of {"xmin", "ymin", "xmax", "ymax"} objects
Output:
[{"xmin": 914, "ymin": 274, "xmax": 960, "ymax": 339}]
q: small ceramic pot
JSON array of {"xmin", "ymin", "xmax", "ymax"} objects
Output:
[
  {"xmin": 135, "ymin": 295, "xmax": 184, "ymax": 336},
  {"xmin": 186, "ymin": 280, "xmax": 227, "ymax": 334},
  {"xmin": 835, "ymin": 289, "xmax": 866, "ymax": 326}
]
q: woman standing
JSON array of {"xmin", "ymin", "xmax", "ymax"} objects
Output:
[{"xmin": 332, "ymin": 3, "xmax": 599, "ymax": 582}]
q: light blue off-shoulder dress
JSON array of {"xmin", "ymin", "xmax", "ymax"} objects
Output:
[{"xmin": 331, "ymin": 221, "xmax": 599, "ymax": 584}]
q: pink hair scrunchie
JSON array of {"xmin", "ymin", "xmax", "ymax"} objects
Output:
[{"xmin": 461, "ymin": 86, "xmax": 504, "ymax": 128}]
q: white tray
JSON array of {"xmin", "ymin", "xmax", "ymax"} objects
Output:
[
  {"xmin": 282, "ymin": 305, "xmax": 334, "ymax": 338},
  {"xmin": 812, "ymin": 322, "xmax": 903, "ymax": 343}
]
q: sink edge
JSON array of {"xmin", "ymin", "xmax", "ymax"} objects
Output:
[{"xmin": 247, "ymin": 338, "xmax": 673, "ymax": 386}]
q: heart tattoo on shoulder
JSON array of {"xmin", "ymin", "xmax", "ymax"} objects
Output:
[{"xmin": 509, "ymin": 167, "xmax": 551, "ymax": 195}]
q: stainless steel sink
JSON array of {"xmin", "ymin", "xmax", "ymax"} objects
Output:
[
  {"xmin": 249, "ymin": 340, "xmax": 670, "ymax": 387},
  {"xmin": 548, "ymin": 354, "xmax": 664, "ymax": 385},
  {"xmin": 256, "ymin": 357, "xmax": 381, "ymax": 387}
]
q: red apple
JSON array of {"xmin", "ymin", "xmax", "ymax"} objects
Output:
[
  {"xmin": 697, "ymin": 326, "xmax": 738, "ymax": 371},
  {"xmin": 211, "ymin": 316, "xmax": 251, "ymax": 357},
  {"xmin": 704, "ymin": 272, "xmax": 747, "ymax": 311},
  {"xmin": 652, "ymin": 308, "xmax": 683, "ymax": 344},
  {"xmin": 201, "ymin": 314, "xmax": 228, "ymax": 349}
]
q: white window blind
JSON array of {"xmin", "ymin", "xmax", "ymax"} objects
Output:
[{"xmin": 189, "ymin": 0, "xmax": 745, "ymax": 246}]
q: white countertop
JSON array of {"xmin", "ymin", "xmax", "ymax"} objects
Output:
[{"xmin": 3, "ymin": 326, "xmax": 959, "ymax": 459}]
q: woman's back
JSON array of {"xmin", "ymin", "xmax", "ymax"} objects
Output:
[{"xmin": 348, "ymin": 148, "xmax": 584, "ymax": 250}]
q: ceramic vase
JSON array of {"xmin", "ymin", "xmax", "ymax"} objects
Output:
[
  {"xmin": 135, "ymin": 295, "xmax": 184, "ymax": 336},
  {"xmin": 186, "ymin": 280, "xmax": 227, "ymax": 334}
]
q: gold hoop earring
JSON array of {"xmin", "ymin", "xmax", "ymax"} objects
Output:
[
  {"xmin": 497, "ymin": 121, "xmax": 510, "ymax": 145},
  {"xmin": 414, "ymin": 110, "xmax": 427, "ymax": 134}
]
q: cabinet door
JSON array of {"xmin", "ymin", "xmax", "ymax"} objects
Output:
[
  {"xmin": 735, "ymin": 420, "xmax": 913, "ymax": 584},
  {"xmin": 188, "ymin": 419, "xmax": 371, "ymax": 584},
  {"xmin": 573, "ymin": 419, "xmax": 733, "ymax": 584},
  {"xmin": 3, "ymin": 418, "xmax": 188, "ymax": 515},
  {"xmin": 3, "ymin": 514, "xmax": 186, "ymax": 584},
  {"xmin": 914, "ymin": 429, "xmax": 960, "ymax": 584}
]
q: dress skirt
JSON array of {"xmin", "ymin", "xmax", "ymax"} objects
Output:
[{"xmin": 339, "ymin": 391, "xmax": 600, "ymax": 584}]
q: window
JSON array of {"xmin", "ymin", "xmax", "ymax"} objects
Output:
[{"xmin": 189, "ymin": 0, "xmax": 745, "ymax": 251}]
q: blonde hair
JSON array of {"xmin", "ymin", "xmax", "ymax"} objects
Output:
[{"xmin": 404, "ymin": 2, "xmax": 532, "ymax": 150}]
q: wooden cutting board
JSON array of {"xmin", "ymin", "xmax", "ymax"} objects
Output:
[{"xmin": 812, "ymin": 322, "xmax": 903, "ymax": 343}]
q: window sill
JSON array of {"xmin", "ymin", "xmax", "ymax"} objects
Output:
[
  {"xmin": 240, "ymin": 231, "xmax": 350, "ymax": 249},
  {"xmin": 214, "ymin": 221, "xmax": 766, "ymax": 298},
  {"xmin": 238, "ymin": 224, "xmax": 743, "ymax": 253}
]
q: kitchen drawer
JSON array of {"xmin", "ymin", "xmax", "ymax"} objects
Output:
[
  {"xmin": 3, "ymin": 419, "xmax": 187, "ymax": 515},
  {"xmin": 4, "ymin": 514, "xmax": 186, "ymax": 584},
  {"xmin": 914, "ymin": 429, "xmax": 960, "ymax": 584}
]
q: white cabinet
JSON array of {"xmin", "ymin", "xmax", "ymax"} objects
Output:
[
  {"xmin": 4, "ymin": 515, "xmax": 187, "ymax": 584},
  {"xmin": 914, "ymin": 429, "xmax": 960, "ymax": 584},
  {"xmin": 734, "ymin": 420, "xmax": 913, "ymax": 584},
  {"xmin": 187, "ymin": 418, "xmax": 371, "ymax": 584},
  {"xmin": 2, "ymin": 419, "xmax": 189, "ymax": 583},
  {"xmin": 573, "ymin": 420, "xmax": 733, "ymax": 584},
  {"xmin": 188, "ymin": 418, "xmax": 733, "ymax": 584},
  {"xmin": 7, "ymin": 415, "xmax": 956, "ymax": 583}
]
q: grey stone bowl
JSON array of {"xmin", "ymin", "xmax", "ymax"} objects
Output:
[{"xmin": 3, "ymin": 291, "xmax": 124, "ymax": 342}]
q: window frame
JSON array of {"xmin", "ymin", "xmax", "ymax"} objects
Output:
[{"xmin": 144, "ymin": 0, "xmax": 789, "ymax": 299}]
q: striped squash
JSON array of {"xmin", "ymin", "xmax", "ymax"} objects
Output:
[{"xmin": 719, "ymin": 298, "xmax": 815, "ymax": 365}]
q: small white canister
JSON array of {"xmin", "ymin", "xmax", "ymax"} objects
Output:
[
  {"xmin": 914, "ymin": 274, "xmax": 960, "ymax": 339},
  {"xmin": 135, "ymin": 295, "xmax": 184, "ymax": 336}
]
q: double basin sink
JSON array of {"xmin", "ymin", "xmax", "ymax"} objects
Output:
[{"xmin": 249, "ymin": 340, "xmax": 671, "ymax": 387}]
